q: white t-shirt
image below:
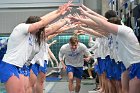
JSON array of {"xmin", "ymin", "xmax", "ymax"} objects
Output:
[
  {"xmin": 99, "ymin": 37, "xmax": 107, "ymax": 59},
  {"xmin": 116, "ymin": 25, "xmax": 140, "ymax": 68},
  {"xmin": 93, "ymin": 38, "xmax": 100, "ymax": 59},
  {"xmin": 59, "ymin": 43, "xmax": 91, "ymax": 67},
  {"xmin": 88, "ymin": 39, "xmax": 95, "ymax": 47},
  {"xmin": 44, "ymin": 43, "xmax": 49, "ymax": 62},
  {"xmin": 108, "ymin": 34, "xmax": 116, "ymax": 60},
  {"xmin": 2, "ymin": 23, "xmax": 39, "ymax": 67},
  {"xmin": 30, "ymin": 42, "xmax": 46, "ymax": 67},
  {"xmin": 111, "ymin": 34, "xmax": 122, "ymax": 62},
  {"xmin": 104, "ymin": 36, "xmax": 110, "ymax": 57},
  {"xmin": 97, "ymin": 38, "xmax": 105, "ymax": 59},
  {"xmin": 88, "ymin": 38, "xmax": 99, "ymax": 59}
]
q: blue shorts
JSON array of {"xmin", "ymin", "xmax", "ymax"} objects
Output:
[
  {"xmin": 66, "ymin": 65, "xmax": 83, "ymax": 79},
  {"xmin": 118, "ymin": 61, "xmax": 126, "ymax": 74},
  {"xmin": 18, "ymin": 64, "xmax": 32, "ymax": 77},
  {"xmin": 0, "ymin": 61, "xmax": 31, "ymax": 83},
  {"xmin": 0, "ymin": 61, "xmax": 19, "ymax": 83},
  {"xmin": 31, "ymin": 61, "xmax": 47, "ymax": 76},
  {"xmin": 129, "ymin": 62, "xmax": 140, "ymax": 80},
  {"xmin": 113, "ymin": 61, "xmax": 121, "ymax": 81},
  {"xmin": 105, "ymin": 56, "xmax": 115, "ymax": 80},
  {"xmin": 97, "ymin": 57, "xmax": 106, "ymax": 75},
  {"xmin": 94, "ymin": 64, "xmax": 100, "ymax": 74}
]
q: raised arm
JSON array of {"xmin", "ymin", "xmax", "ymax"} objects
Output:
[
  {"xmin": 55, "ymin": 24, "xmax": 76, "ymax": 34},
  {"xmin": 70, "ymin": 14, "xmax": 99, "ymax": 30},
  {"xmin": 44, "ymin": 19, "xmax": 67, "ymax": 37},
  {"xmin": 28, "ymin": 2, "xmax": 71, "ymax": 33},
  {"xmin": 81, "ymin": 4, "xmax": 107, "ymax": 20},
  {"xmin": 48, "ymin": 40, "xmax": 57, "ymax": 47},
  {"xmin": 46, "ymin": 23, "xmax": 75, "ymax": 40},
  {"xmin": 79, "ymin": 26, "xmax": 104, "ymax": 37},
  {"xmin": 47, "ymin": 34, "xmax": 59, "ymax": 41},
  {"xmin": 48, "ymin": 47, "xmax": 59, "ymax": 67},
  {"xmin": 79, "ymin": 7, "xmax": 118, "ymax": 35},
  {"xmin": 89, "ymin": 35, "xmax": 94, "ymax": 43},
  {"xmin": 59, "ymin": 46, "xmax": 66, "ymax": 70}
]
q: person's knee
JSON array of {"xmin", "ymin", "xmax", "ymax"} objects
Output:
[
  {"xmin": 38, "ymin": 74, "xmax": 45, "ymax": 84},
  {"xmin": 75, "ymin": 79, "xmax": 81, "ymax": 86},
  {"xmin": 29, "ymin": 77, "xmax": 37, "ymax": 88},
  {"xmin": 76, "ymin": 83, "xmax": 81, "ymax": 87},
  {"xmin": 69, "ymin": 78, "xmax": 74, "ymax": 84},
  {"xmin": 68, "ymin": 75, "xmax": 74, "ymax": 81},
  {"xmin": 37, "ymin": 79, "xmax": 44, "ymax": 86}
]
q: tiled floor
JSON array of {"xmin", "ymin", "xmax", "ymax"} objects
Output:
[
  {"xmin": 0, "ymin": 83, "xmax": 6, "ymax": 93},
  {"xmin": 0, "ymin": 67, "xmax": 97, "ymax": 93},
  {"xmin": 0, "ymin": 78, "xmax": 96, "ymax": 93},
  {"xmin": 44, "ymin": 79, "xmax": 96, "ymax": 93}
]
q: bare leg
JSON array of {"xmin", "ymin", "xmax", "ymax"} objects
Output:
[
  {"xmin": 5, "ymin": 74, "xmax": 25, "ymax": 93},
  {"xmin": 36, "ymin": 71, "xmax": 46, "ymax": 93},
  {"xmin": 58, "ymin": 68, "xmax": 62, "ymax": 79},
  {"xmin": 98, "ymin": 75, "xmax": 102, "ymax": 90},
  {"xmin": 75, "ymin": 78, "xmax": 81, "ymax": 93},
  {"xmin": 28, "ymin": 70, "xmax": 37, "ymax": 93},
  {"xmin": 107, "ymin": 79, "xmax": 116, "ymax": 93},
  {"xmin": 24, "ymin": 75, "xmax": 31, "ymax": 93},
  {"xmin": 98, "ymin": 74, "xmax": 104, "ymax": 92},
  {"xmin": 116, "ymin": 81, "xmax": 122, "ymax": 93},
  {"xmin": 104, "ymin": 77, "xmax": 109, "ymax": 93},
  {"xmin": 68, "ymin": 72, "xmax": 74, "ymax": 92},
  {"xmin": 88, "ymin": 68, "xmax": 93, "ymax": 79},
  {"xmin": 100, "ymin": 72, "xmax": 106, "ymax": 93},
  {"xmin": 94, "ymin": 74, "xmax": 100, "ymax": 90},
  {"xmin": 121, "ymin": 70, "xmax": 129, "ymax": 93},
  {"xmin": 111, "ymin": 80, "xmax": 117, "ymax": 93},
  {"xmin": 129, "ymin": 77, "xmax": 140, "ymax": 93},
  {"xmin": 107, "ymin": 79, "xmax": 112, "ymax": 93}
]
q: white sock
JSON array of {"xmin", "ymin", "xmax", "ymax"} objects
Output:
[{"xmin": 70, "ymin": 91, "xmax": 74, "ymax": 93}]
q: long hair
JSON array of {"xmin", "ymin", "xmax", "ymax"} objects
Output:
[{"xmin": 26, "ymin": 16, "xmax": 45, "ymax": 46}]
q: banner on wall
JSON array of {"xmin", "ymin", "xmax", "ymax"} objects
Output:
[
  {"xmin": 0, "ymin": 0, "xmax": 83, "ymax": 8},
  {"xmin": 109, "ymin": 0, "xmax": 117, "ymax": 4},
  {"xmin": 108, "ymin": 0, "xmax": 114, "ymax": 4},
  {"xmin": 0, "ymin": 37, "xmax": 8, "ymax": 50},
  {"xmin": 0, "ymin": 37, "xmax": 8, "ymax": 60},
  {"xmin": 130, "ymin": 0, "xmax": 134, "ymax": 2}
]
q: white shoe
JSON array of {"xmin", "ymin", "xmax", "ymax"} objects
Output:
[
  {"xmin": 87, "ymin": 76, "xmax": 93, "ymax": 79},
  {"xmin": 88, "ymin": 90, "xmax": 98, "ymax": 93},
  {"xmin": 89, "ymin": 76, "xmax": 93, "ymax": 79}
]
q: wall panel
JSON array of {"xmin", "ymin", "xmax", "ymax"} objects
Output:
[
  {"xmin": 0, "ymin": 8, "xmax": 56, "ymax": 34},
  {"xmin": 0, "ymin": 0, "xmax": 83, "ymax": 8}
]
